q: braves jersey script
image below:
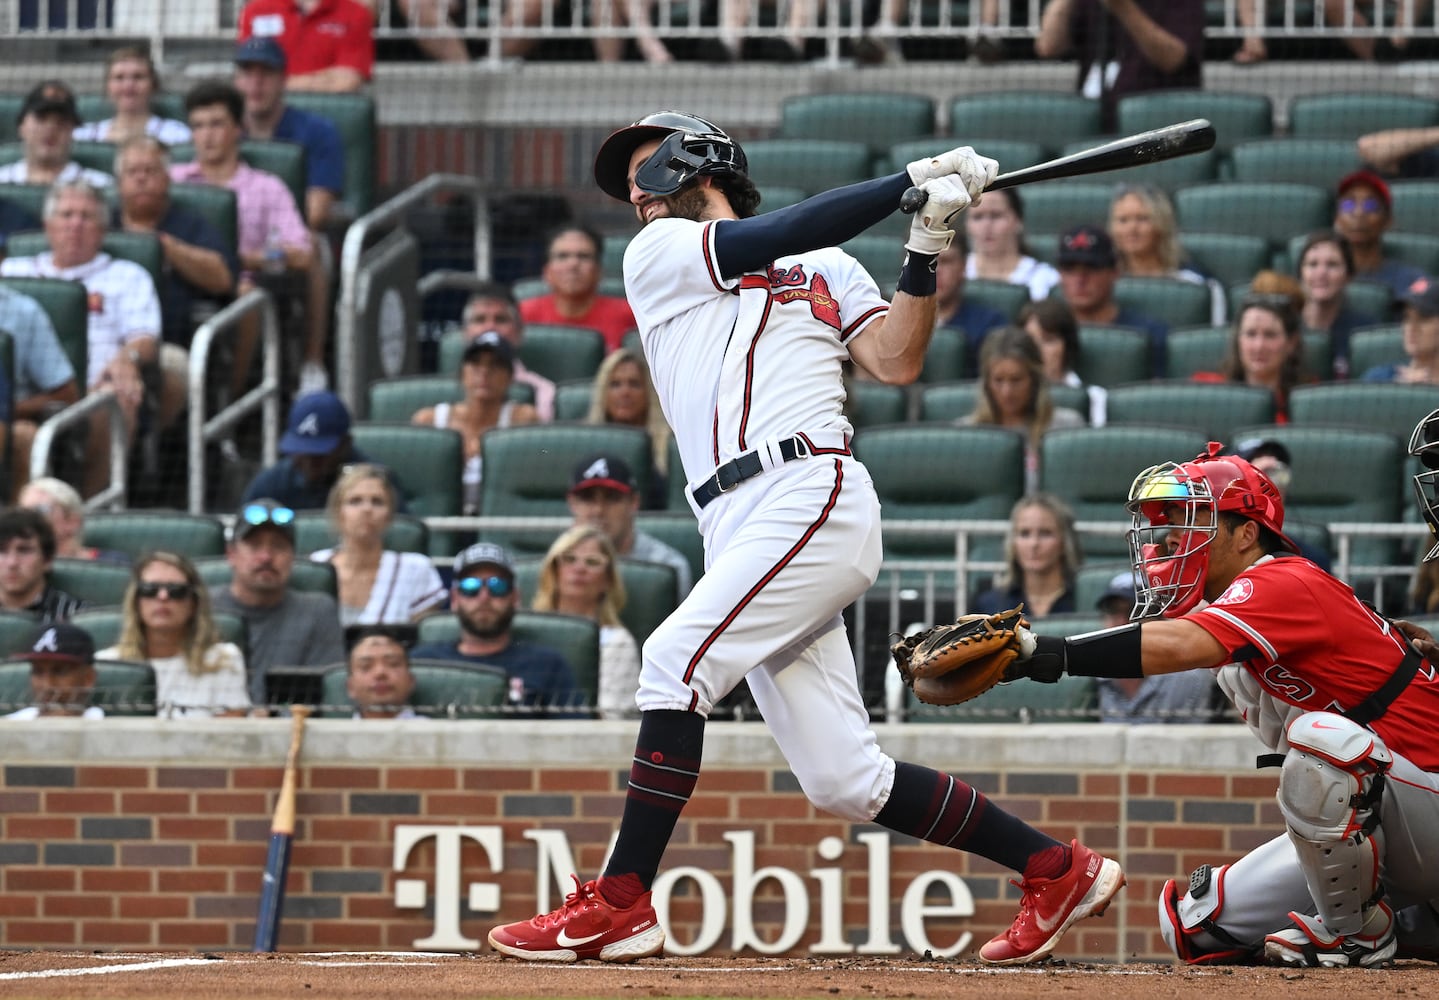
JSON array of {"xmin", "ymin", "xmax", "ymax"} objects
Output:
[
  {"xmin": 623, "ymin": 218, "xmax": 888, "ymax": 492},
  {"xmin": 1186, "ymin": 554, "xmax": 1439, "ymax": 770}
]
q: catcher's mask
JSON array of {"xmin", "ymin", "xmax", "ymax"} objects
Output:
[
  {"xmin": 593, "ymin": 110, "xmax": 747, "ymax": 203},
  {"xmin": 1126, "ymin": 442, "xmax": 1299, "ymax": 618},
  {"xmin": 1410, "ymin": 407, "xmax": 1439, "ymax": 561}
]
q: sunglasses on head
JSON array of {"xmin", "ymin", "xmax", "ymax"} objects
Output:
[
  {"xmin": 456, "ymin": 574, "xmax": 513, "ymax": 598},
  {"xmin": 239, "ymin": 503, "xmax": 295, "ymax": 528},
  {"xmin": 137, "ymin": 581, "xmax": 194, "ymax": 600}
]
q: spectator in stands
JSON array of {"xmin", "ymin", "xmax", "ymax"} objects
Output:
[
  {"xmin": 173, "ymin": 80, "xmax": 312, "ymax": 397},
  {"xmin": 461, "ymin": 283, "xmax": 556, "ymax": 422},
  {"xmin": 972, "ymin": 493, "xmax": 1081, "ymax": 618},
  {"xmin": 238, "ymin": 0, "xmax": 374, "ymax": 92},
  {"xmin": 520, "ymin": 225, "xmax": 636, "ymax": 354},
  {"xmin": 114, "ymin": 136, "xmax": 238, "ymax": 362},
  {"xmin": 73, "ymin": 46, "xmax": 191, "ymax": 145},
  {"xmin": 1054, "ymin": 223, "xmax": 1169, "ymax": 367},
  {"xmin": 234, "ymin": 37, "xmax": 346, "ymax": 394},
  {"xmin": 0, "ymin": 179, "xmax": 173, "ymax": 498},
  {"xmin": 1019, "ymin": 298, "xmax": 1106, "ymax": 426},
  {"xmin": 0, "ymin": 507, "xmax": 84, "ymax": 621},
  {"xmin": 1320, "ymin": 0, "xmax": 1430, "ymax": 61},
  {"xmin": 3, "ymin": 622, "xmax": 102, "ymax": 719},
  {"xmin": 1108, "ymin": 183, "xmax": 1223, "ymax": 325},
  {"xmin": 964, "ymin": 188, "xmax": 1059, "ymax": 302},
  {"xmin": 1294, "ymin": 229, "xmax": 1378, "ymax": 380},
  {"xmin": 243, "ymin": 391, "xmax": 406, "ymax": 510},
  {"xmin": 499, "ymin": 0, "xmax": 672, "ymax": 63},
  {"xmin": 935, "ymin": 236, "xmax": 1009, "ymax": 358},
  {"xmin": 0, "ymin": 286, "xmax": 78, "ymax": 499},
  {"xmin": 1231, "ymin": 436, "xmax": 1333, "ymax": 573},
  {"xmin": 343, "ymin": 623, "xmax": 420, "ymax": 719},
  {"xmin": 411, "ymin": 330, "xmax": 538, "ymax": 516},
  {"xmin": 531, "ymin": 524, "xmax": 640, "ymax": 721},
  {"xmin": 309, "ymin": 463, "xmax": 444, "ymax": 626},
  {"xmin": 1093, "ymin": 570, "xmax": 1226, "ymax": 723},
  {"xmin": 958, "ymin": 326, "xmax": 1085, "ymax": 493},
  {"xmin": 0, "ymin": 82, "xmax": 113, "ymax": 189},
  {"xmin": 0, "ymin": 195, "xmax": 39, "ymax": 254},
  {"xmin": 211, "ymin": 498, "xmax": 347, "ymax": 706},
  {"xmin": 17, "ymin": 478, "xmax": 126, "ymax": 563},
  {"xmin": 584, "ymin": 348, "xmax": 670, "ymax": 510},
  {"xmin": 1333, "ymin": 169, "xmax": 1425, "ymax": 303},
  {"xmin": 1196, "ymin": 273, "xmax": 1307, "ymax": 421},
  {"xmin": 1361, "ymin": 275, "xmax": 1439, "ymax": 385},
  {"xmin": 1035, "ymin": 0, "xmax": 1205, "ymax": 132},
  {"xmin": 566, "ymin": 452, "xmax": 692, "ymax": 597},
  {"xmin": 1232, "ymin": 0, "xmax": 1267, "ymax": 63},
  {"xmin": 97, "ymin": 551, "xmax": 252, "ymax": 718},
  {"xmin": 1358, "ymin": 125, "xmax": 1439, "ymax": 180},
  {"xmin": 409, "ymin": 542, "xmax": 582, "ymax": 716}
]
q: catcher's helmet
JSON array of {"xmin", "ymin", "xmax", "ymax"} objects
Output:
[
  {"xmin": 1126, "ymin": 442, "xmax": 1299, "ymax": 617},
  {"xmin": 1410, "ymin": 408, "xmax": 1439, "ymax": 561},
  {"xmin": 593, "ymin": 111, "xmax": 748, "ymax": 203}
]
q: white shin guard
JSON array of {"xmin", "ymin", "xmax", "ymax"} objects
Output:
[{"xmin": 1278, "ymin": 712, "xmax": 1392, "ymax": 936}]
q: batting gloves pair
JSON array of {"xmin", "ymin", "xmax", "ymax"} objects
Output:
[{"xmin": 904, "ymin": 146, "xmax": 999, "ymax": 257}]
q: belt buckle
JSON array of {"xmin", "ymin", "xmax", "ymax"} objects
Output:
[{"xmin": 714, "ymin": 461, "xmax": 740, "ymax": 494}]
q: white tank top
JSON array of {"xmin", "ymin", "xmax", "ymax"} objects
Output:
[{"xmin": 434, "ymin": 401, "xmax": 516, "ymax": 514}]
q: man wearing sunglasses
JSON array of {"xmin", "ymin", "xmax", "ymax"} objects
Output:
[
  {"xmin": 211, "ymin": 498, "xmax": 346, "ymax": 708},
  {"xmin": 1333, "ymin": 170, "xmax": 1426, "ymax": 305},
  {"xmin": 409, "ymin": 543, "xmax": 580, "ymax": 716}
]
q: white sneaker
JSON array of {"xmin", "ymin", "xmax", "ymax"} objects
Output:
[
  {"xmin": 299, "ymin": 362, "xmax": 329, "ymax": 395},
  {"xmin": 1265, "ymin": 902, "xmax": 1397, "ymax": 968}
]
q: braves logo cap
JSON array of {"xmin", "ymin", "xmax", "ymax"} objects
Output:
[
  {"xmin": 1404, "ymin": 275, "xmax": 1439, "ymax": 317},
  {"xmin": 569, "ymin": 453, "xmax": 636, "ymax": 496},
  {"xmin": 1057, "ymin": 224, "xmax": 1117, "ymax": 269},
  {"xmin": 280, "ymin": 391, "xmax": 351, "ymax": 456},
  {"xmin": 21, "ymin": 622, "xmax": 95, "ymax": 664}
]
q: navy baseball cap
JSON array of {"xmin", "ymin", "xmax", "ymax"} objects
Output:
[
  {"xmin": 1403, "ymin": 275, "xmax": 1439, "ymax": 317},
  {"xmin": 20, "ymin": 622, "xmax": 95, "ymax": 664},
  {"xmin": 280, "ymin": 392, "xmax": 351, "ymax": 456},
  {"xmin": 1057, "ymin": 224, "xmax": 1117, "ymax": 269},
  {"xmin": 569, "ymin": 453, "xmax": 636, "ymax": 496},
  {"xmin": 235, "ymin": 37, "xmax": 287, "ymax": 71},
  {"xmin": 462, "ymin": 330, "xmax": 515, "ymax": 367},
  {"xmin": 19, "ymin": 80, "xmax": 80, "ymax": 126}
]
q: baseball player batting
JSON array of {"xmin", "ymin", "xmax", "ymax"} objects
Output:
[
  {"xmin": 984, "ymin": 434, "xmax": 1439, "ymax": 968},
  {"xmin": 486, "ymin": 111, "xmax": 1125, "ymax": 966}
]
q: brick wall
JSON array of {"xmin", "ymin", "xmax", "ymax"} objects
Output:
[{"xmin": 0, "ymin": 719, "xmax": 1277, "ymax": 959}]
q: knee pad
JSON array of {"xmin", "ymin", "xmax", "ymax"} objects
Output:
[
  {"xmin": 1157, "ymin": 864, "xmax": 1262, "ymax": 964},
  {"xmin": 1278, "ymin": 712, "xmax": 1392, "ymax": 935}
]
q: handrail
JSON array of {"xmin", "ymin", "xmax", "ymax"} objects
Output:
[
  {"xmin": 187, "ymin": 289, "xmax": 282, "ymax": 514},
  {"xmin": 30, "ymin": 388, "xmax": 127, "ymax": 512},
  {"xmin": 335, "ymin": 173, "xmax": 490, "ymax": 417}
]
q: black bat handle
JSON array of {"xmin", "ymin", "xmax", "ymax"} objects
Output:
[{"xmin": 900, "ymin": 186, "xmax": 927, "ymax": 215}]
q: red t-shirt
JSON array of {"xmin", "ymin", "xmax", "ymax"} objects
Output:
[
  {"xmin": 520, "ymin": 295, "xmax": 637, "ymax": 354},
  {"xmin": 239, "ymin": 0, "xmax": 374, "ymax": 82},
  {"xmin": 1186, "ymin": 555, "xmax": 1439, "ymax": 770}
]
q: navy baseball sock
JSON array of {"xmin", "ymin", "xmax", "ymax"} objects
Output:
[
  {"xmin": 599, "ymin": 709, "xmax": 705, "ymax": 907},
  {"xmin": 874, "ymin": 761, "xmax": 1067, "ymax": 875}
]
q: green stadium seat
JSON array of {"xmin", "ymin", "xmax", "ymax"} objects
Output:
[
  {"xmin": 1348, "ymin": 325, "xmax": 1405, "ymax": 378},
  {"xmin": 417, "ymin": 609, "xmax": 600, "ymax": 712},
  {"xmin": 0, "ymin": 182, "xmax": 45, "ymax": 224},
  {"xmin": 907, "ymin": 674, "xmax": 1096, "ymax": 722},
  {"xmin": 1228, "ymin": 278, "xmax": 1391, "ymax": 328},
  {"xmin": 0, "ymin": 95, "xmax": 24, "ymax": 143},
  {"xmin": 1301, "ymin": 330, "xmax": 1334, "ymax": 382},
  {"xmin": 515, "ymin": 324, "xmax": 606, "ymax": 384},
  {"xmin": 1117, "ymin": 90, "xmax": 1273, "ymax": 155},
  {"xmin": 1175, "ymin": 183, "xmax": 1332, "ymax": 249},
  {"xmin": 1074, "ymin": 561, "xmax": 1135, "ymax": 613},
  {"xmin": 918, "ymin": 327, "xmax": 965, "ymax": 384},
  {"xmin": 84, "ymin": 511, "xmax": 226, "ymax": 561},
  {"xmin": 1075, "ymin": 325, "xmax": 1152, "ymax": 388},
  {"xmin": 319, "ymin": 660, "xmax": 506, "ymax": 718},
  {"xmin": 884, "ymin": 137, "xmax": 1045, "ymax": 177},
  {"xmin": 1114, "ymin": 276, "xmax": 1214, "ymax": 330},
  {"xmin": 292, "ymin": 511, "xmax": 429, "ymax": 556},
  {"xmin": 74, "ymin": 94, "xmax": 114, "ymax": 125},
  {"xmin": 1288, "ymin": 383, "xmax": 1439, "ymax": 440},
  {"xmin": 666, "ymin": 435, "xmax": 687, "ymax": 511},
  {"xmin": 847, "ymin": 379, "xmax": 908, "ymax": 429},
  {"xmin": 553, "ymin": 380, "xmax": 594, "ymax": 422},
  {"xmin": 841, "ymin": 234, "xmax": 903, "ymax": 284},
  {"xmin": 1016, "ymin": 182, "xmax": 1116, "ymax": 234},
  {"xmin": 171, "ymin": 139, "xmax": 308, "ymax": 216},
  {"xmin": 964, "ymin": 279, "xmax": 1029, "ymax": 325},
  {"xmin": 48, "ymin": 558, "xmax": 133, "ymax": 607},
  {"xmin": 7, "ymin": 229, "xmax": 163, "ymax": 290},
  {"xmin": 757, "ymin": 185, "xmax": 808, "ymax": 214},
  {"xmin": 0, "ymin": 276, "xmax": 87, "ymax": 385},
  {"xmin": 1288, "ymin": 92, "xmax": 1439, "ymax": 140},
  {"xmin": 778, "ymin": 93, "xmax": 936, "ymax": 160},
  {"xmin": 1382, "ymin": 232, "xmax": 1439, "ymax": 277},
  {"xmin": 349, "ymin": 424, "xmax": 465, "ymax": 536},
  {"xmin": 0, "ymin": 658, "xmax": 30, "ymax": 711},
  {"xmin": 0, "ymin": 611, "xmax": 40, "ymax": 658},
  {"xmin": 948, "ymin": 92, "xmax": 1103, "ymax": 157},
  {"xmin": 744, "ymin": 139, "xmax": 874, "ymax": 196},
  {"xmin": 616, "ymin": 559, "xmax": 678, "ymax": 648},
  {"xmin": 1051, "ymin": 382, "xmax": 1091, "ymax": 420},
  {"xmin": 0, "ymin": 654, "xmax": 158, "ymax": 716},
  {"xmin": 634, "ymin": 510, "xmax": 703, "ymax": 588},
  {"xmin": 1163, "ymin": 326, "xmax": 1227, "ymax": 380},
  {"xmin": 916, "ymin": 380, "xmax": 978, "ymax": 423},
  {"xmin": 284, "ymin": 91, "xmax": 377, "ymax": 216},
  {"xmin": 1105, "ymin": 381, "xmax": 1276, "ymax": 442},
  {"xmin": 367, "ymin": 374, "xmax": 463, "ymax": 423},
  {"xmin": 1057, "ymin": 137, "xmax": 1218, "ymax": 192},
  {"xmin": 1181, "ymin": 232, "xmax": 1272, "ymax": 291},
  {"xmin": 1389, "ymin": 181, "xmax": 1439, "ymax": 236},
  {"xmin": 1229, "ymin": 138, "xmax": 1362, "ymax": 187},
  {"xmin": 1039, "ymin": 425, "xmax": 1209, "ymax": 556},
  {"xmin": 167, "ymin": 183, "xmax": 238, "ymax": 256}
]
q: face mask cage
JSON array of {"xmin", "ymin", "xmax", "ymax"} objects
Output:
[
  {"xmin": 1126, "ymin": 461, "xmax": 1220, "ymax": 618},
  {"xmin": 1409, "ymin": 410, "xmax": 1439, "ymax": 563},
  {"xmin": 632, "ymin": 130, "xmax": 738, "ymax": 197}
]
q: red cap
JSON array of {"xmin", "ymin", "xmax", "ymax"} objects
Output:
[{"xmin": 1337, "ymin": 169, "xmax": 1392, "ymax": 213}]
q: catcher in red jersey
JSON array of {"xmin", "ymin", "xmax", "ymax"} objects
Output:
[{"xmin": 1000, "ymin": 436, "xmax": 1439, "ymax": 968}]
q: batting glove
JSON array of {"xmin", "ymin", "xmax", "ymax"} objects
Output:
[
  {"xmin": 904, "ymin": 175, "xmax": 972, "ymax": 256},
  {"xmin": 906, "ymin": 146, "xmax": 1000, "ymax": 202}
]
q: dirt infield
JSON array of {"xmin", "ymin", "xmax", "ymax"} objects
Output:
[{"xmin": 1, "ymin": 951, "xmax": 1435, "ymax": 999}]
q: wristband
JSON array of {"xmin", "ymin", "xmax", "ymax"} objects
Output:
[
  {"xmin": 1063, "ymin": 622, "xmax": 1145, "ymax": 679},
  {"xmin": 895, "ymin": 251, "xmax": 938, "ymax": 297}
]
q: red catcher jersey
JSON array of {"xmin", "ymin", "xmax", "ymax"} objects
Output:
[{"xmin": 1187, "ymin": 555, "xmax": 1439, "ymax": 771}]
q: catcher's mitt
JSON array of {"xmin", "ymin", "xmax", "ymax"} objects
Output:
[{"xmin": 891, "ymin": 605, "xmax": 1031, "ymax": 706}]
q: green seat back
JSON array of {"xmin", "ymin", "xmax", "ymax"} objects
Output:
[
  {"xmin": 319, "ymin": 660, "xmax": 506, "ymax": 718},
  {"xmin": 349, "ymin": 422, "xmax": 464, "ymax": 521},
  {"xmin": 417, "ymin": 610, "xmax": 600, "ymax": 711},
  {"xmin": 69, "ymin": 140, "xmax": 117, "ymax": 178},
  {"xmin": 1227, "ymin": 278, "xmax": 1392, "ymax": 330},
  {"xmin": 1016, "ymin": 181, "xmax": 1117, "ymax": 234},
  {"xmin": 283, "ymin": 91, "xmax": 376, "ymax": 215},
  {"xmin": 75, "ymin": 94, "xmax": 115, "ymax": 125},
  {"xmin": 195, "ymin": 556, "xmax": 338, "ymax": 598},
  {"xmin": 1163, "ymin": 325, "xmax": 1228, "ymax": 379},
  {"xmin": 917, "ymin": 380, "xmax": 979, "ymax": 423},
  {"xmin": 0, "ymin": 656, "xmax": 157, "ymax": 716},
  {"xmin": 1288, "ymin": 383, "xmax": 1439, "ymax": 440},
  {"xmin": 964, "ymin": 279, "xmax": 1029, "ymax": 326},
  {"xmin": 1105, "ymin": 381, "xmax": 1277, "ymax": 443},
  {"xmin": 841, "ymin": 234, "xmax": 902, "ymax": 286},
  {"xmin": 757, "ymin": 185, "xmax": 808, "ymax": 214},
  {"xmin": 1114, "ymin": 275, "xmax": 1214, "ymax": 330},
  {"xmin": 1229, "ymin": 138, "xmax": 1363, "ymax": 187},
  {"xmin": 1075, "ymin": 325, "xmax": 1152, "ymax": 388},
  {"xmin": 666, "ymin": 434, "xmax": 687, "ymax": 511},
  {"xmin": 0, "ymin": 275, "xmax": 87, "ymax": 383},
  {"xmin": 1058, "ymin": 136, "xmax": 1218, "ymax": 191},
  {"xmin": 778, "ymin": 93, "xmax": 935, "ymax": 159},
  {"xmin": 1349, "ymin": 325, "xmax": 1405, "ymax": 378},
  {"xmin": 1389, "ymin": 181, "xmax": 1439, "ymax": 236},
  {"xmin": 1073, "ymin": 561, "xmax": 1135, "ymax": 614},
  {"xmin": 1039, "ymin": 426, "xmax": 1209, "ymax": 556},
  {"xmin": 7, "ymin": 230, "xmax": 163, "ymax": 289},
  {"xmin": 84, "ymin": 511, "xmax": 226, "ymax": 561},
  {"xmin": 0, "ymin": 610, "xmax": 41, "ymax": 657},
  {"xmin": 167, "ymin": 183, "xmax": 238, "ymax": 256},
  {"xmin": 367, "ymin": 374, "xmax": 463, "ymax": 423},
  {"xmin": 846, "ymin": 380, "xmax": 907, "ymax": 429},
  {"xmin": 1288, "ymin": 92, "xmax": 1439, "ymax": 140},
  {"xmin": 48, "ymin": 559, "xmax": 133, "ymax": 607},
  {"xmin": 0, "ymin": 96, "xmax": 24, "ymax": 143},
  {"xmin": 884, "ymin": 137, "xmax": 1044, "ymax": 179},
  {"xmin": 171, "ymin": 139, "xmax": 308, "ymax": 215},
  {"xmin": 553, "ymin": 380, "xmax": 594, "ymax": 422},
  {"xmin": 1051, "ymin": 382, "xmax": 1091, "ymax": 420},
  {"xmin": 1380, "ymin": 232, "xmax": 1439, "ymax": 277},
  {"xmin": 633, "ymin": 510, "xmax": 703, "ymax": 589},
  {"xmin": 744, "ymin": 139, "xmax": 874, "ymax": 196},
  {"xmin": 919, "ymin": 327, "xmax": 965, "ymax": 384},
  {"xmin": 0, "ymin": 658, "xmax": 30, "ymax": 711},
  {"xmin": 448, "ymin": 323, "xmax": 604, "ymax": 384},
  {"xmin": 0, "ymin": 182, "xmax": 45, "ymax": 224},
  {"xmin": 292, "ymin": 511, "xmax": 430, "ymax": 556},
  {"xmin": 948, "ymin": 92, "xmax": 1102, "ymax": 157},
  {"xmin": 616, "ymin": 559, "xmax": 678, "ymax": 648},
  {"xmin": 1181, "ymin": 232, "xmax": 1271, "ymax": 291},
  {"xmin": 908, "ymin": 674, "xmax": 1096, "ymax": 722},
  {"xmin": 1117, "ymin": 90, "xmax": 1273, "ymax": 155},
  {"xmin": 1175, "ymin": 183, "xmax": 1332, "ymax": 249}
]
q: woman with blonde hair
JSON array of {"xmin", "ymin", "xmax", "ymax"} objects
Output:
[
  {"xmin": 310, "ymin": 463, "xmax": 445, "ymax": 626},
  {"xmin": 1195, "ymin": 271, "xmax": 1308, "ymax": 421},
  {"xmin": 531, "ymin": 524, "xmax": 640, "ymax": 720},
  {"xmin": 1108, "ymin": 184, "xmax": 1223, "ymax": 324},
  {"xmin": 72, "ymin": 46, "xmax": 190, "ymax": 145},
  {"xmin": 972, "ymin": 493, "xmax": 1083, "ymax": 619},
  {"xmin": 97, "ymin": 551, "xmax": 250, "ymax": 718},
  {"xmin": 586, "ymin": 346, "xmax": 671, "ymax": 509}
]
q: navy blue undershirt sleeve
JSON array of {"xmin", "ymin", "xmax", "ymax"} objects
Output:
[{"xmin": 711, "ymin": 173, "xmax": 913, "ymax": 278}]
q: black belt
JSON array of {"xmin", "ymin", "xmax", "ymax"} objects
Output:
[{"xmin": 692, "ymin": 437, "xmax": 809, "ymax": 510}]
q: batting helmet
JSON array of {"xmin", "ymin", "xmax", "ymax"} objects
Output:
[
  {"xmin": 1125, "ymin": 442, "xmax": 1299, "ymax": 617},
  {"xmin": 1409, "ymin": 408, "xmax": 1439, "ymax": 561},
  {"xmin": 593, "ymin": 111, "xmax": 748, "ymax": 203}
]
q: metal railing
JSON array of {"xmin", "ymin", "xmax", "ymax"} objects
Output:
[
  {"xmin": 29, "ymin": 388, "xmax": 127, "ymax": 511},
  {"xmin": 186, "ymin": 289, "xmax": 282, "ymax": 514}
]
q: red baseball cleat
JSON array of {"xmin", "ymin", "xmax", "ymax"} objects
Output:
[
  {"xmin": 979, "ymin": 840, "xmax": 1126, "ymax": 965},
  {"xmin": 488, "ymin": 875, "xmax": 665, "ymax": 963}
]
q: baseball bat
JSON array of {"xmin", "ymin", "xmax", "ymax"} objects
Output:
[
  {"xmin": 252, "ymin": 706, "xmax": 311, "ymax": 953},
  {"xmin": 900, "ymin": 118, "xmax": 1217, "ymax": 215}
]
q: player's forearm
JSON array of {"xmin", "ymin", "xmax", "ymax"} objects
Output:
[
  {"xmin": 711, "ymin": 173, "xmax": 911, "ymax": 277},
  {"xmin": 1021, "ymin": 618, "xmax": 1226, "ymax": 681},
  {"xmin": 851, "ymin": 291, "xmax": 936, "ymax": 384}
]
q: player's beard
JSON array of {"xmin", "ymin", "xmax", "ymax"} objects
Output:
[{"xmin": 645, "ymin": 184, "xmax": 710, "ymax": 227}]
